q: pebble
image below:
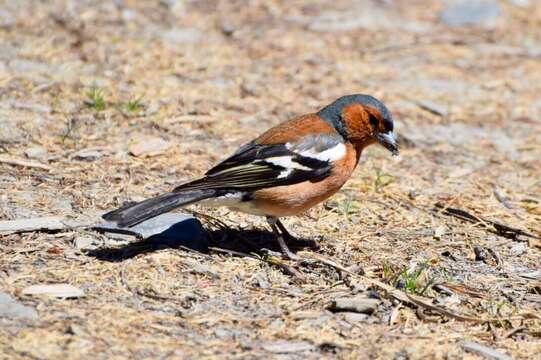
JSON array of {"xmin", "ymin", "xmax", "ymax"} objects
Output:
[
  {"xmin": 0, "ymin": 291, "xmax": 38, "ymax": 320},
  {"xmin": 434, "ymin": 225, "xmax": 447, "ymax": 240},
  {"xmin": 129, "ymin": 137, "xmax": 172, "ymax": 157},
  {"xmin": 262, "ymin": 340, "xmax": 314, "ymax": 354},
  {"xmin": 0, "ymin": 216, "xmax": 65, "ymax": 234},
  {"xmin": 343, "ymin": 312, "xmax": 369, "ymax": 323},
  {"xmin": 24, "ymin": 146, "xmax": 48, "ymax": 162},
  {"xmin": 329, "ymin": 297, "xmax": 380, "ymax": 314},
  {"xmin": 74, "ymin": 236, "xmax": 97, "ymax": 250},
  {"xmin": 440, "ymin": 0, "xmax": 501, "ymax": 28},
  {"xmin": 71, "ymin": 148, "xmax": 104, "ymax": 161},
  {"xmin": 22, "ymin": 284, "xmax": 84, "ymax": 299},
  {"xmin": 509, "ymin": 243, "xmax": 526, "ymax": 256}
]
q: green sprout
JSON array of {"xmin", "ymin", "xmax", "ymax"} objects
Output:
[
  {"xmin": 373, "ymin": 167, "xmax": 395, "ymax": 192},
  {"xmin": 84, "ymin": 85, "xmax": 106, "ymax": 111},
  {"xmin": 395, "ymin": 264, "xmax": 435, "ymax": 296},
  {"xmin": 124, "ymin": 95, "xmax": 144, "ymax": 113}
]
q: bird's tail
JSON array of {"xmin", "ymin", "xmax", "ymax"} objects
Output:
[{"xmin": 102, "ymin": 189, "xmax": 216, "ymax": 228}]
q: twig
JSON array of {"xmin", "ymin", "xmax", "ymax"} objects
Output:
[
  {"xmin": 462, "ymin": 341, "xmax": 513, "ymax": 360},
  {"xmin": 503, "ymin": 326, "xmax": 526, "ymax": 339},
  {"xmin": 0, "ymin": 155, "xmax": 51, "ymax": 171},
  {"xmin": 434, "ymin": 202, "xmax": 540, "ymax": 240}
]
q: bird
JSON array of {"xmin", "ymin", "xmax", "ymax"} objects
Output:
[{"xmin": 102, "ymin": 94, "xmax": 398, "ymax": 260}]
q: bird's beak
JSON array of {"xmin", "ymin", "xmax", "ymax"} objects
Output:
[{"xmin": 376, "ymin": 131, "xmax": 399, "ymax": 156}]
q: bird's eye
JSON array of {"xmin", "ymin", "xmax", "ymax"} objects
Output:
[{"xmin": 369, "ymin": 113, "xmax": 379, "ymax": 128}]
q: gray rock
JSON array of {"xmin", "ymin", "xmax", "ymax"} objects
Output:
[
  {"xmin": 22, "ymin": 284, "xmax": 84, "ymax": 299},
  {"xmin": 518, "ymin": 270, "xmax": 541, "ymax": 280},
  {"xmin": 74, "ymin": 236, "xmax": 98, "ymax": 250},
  {"xmin": 343, "ymin": 312, "xmax": 370, "ymax": 323},
  {"xmin": 0, "ymin": 216, "xmax": 66, "ymax": 234},
  {"xmin": 161, "ymin": 28, "xmax": 203, "ymax": 44},
  {"xmin": 440, "ymin": 0, "xmax": 501, "ymax": 27},
  {"xmin": 509, "ymin": 242, "xmax": 526, "ymax": 256},
  {"xmin": 329, "ymin": 297, "xmax": 380, "ymax": 314},
  {"xmin": 96, "ymin": 213, "xmax": 209, "ymax": 252},
  {"xmin": 25, "ymin": 146, "xmax": 48, "ymax": 162},
  {"xmin": 0, "ymin": 292, "xmax": 38, "ymax": 320},
  {"xmin": 262, "ymin": 340, "xmax": 314, "ymax": 354},
  {"xmin": 71, "ymin": 148, "xmax": 104, "ymax": 161}
]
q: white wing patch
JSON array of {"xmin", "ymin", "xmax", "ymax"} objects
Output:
[
  {"xmin": 265, "ymin": 156, "xmax": 313, "ymax": 179},
  {"xmin": 265, "ymin": 156, "xmax": 312, "ymax": 170},
  {"xmin": 289, "ymin": 142, "xmax": 346, "ymax": 162}
]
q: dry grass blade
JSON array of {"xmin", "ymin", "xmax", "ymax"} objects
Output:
[
  {"xmin": 0, "ymin": 155, "xmax": 52, "ymax": 171},
  {"xmin": 434, "ymin": 203, "xmax": 540, "ymax": 240}
]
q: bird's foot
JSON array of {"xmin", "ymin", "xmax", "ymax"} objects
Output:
[{"xmin": 286, "ymin": 236, "xmax": 319, "ymax": 250}]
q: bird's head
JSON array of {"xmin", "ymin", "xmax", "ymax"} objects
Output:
[{"xmin": 317, "ymin": 94, "xmax": 399, "ymax": 156}]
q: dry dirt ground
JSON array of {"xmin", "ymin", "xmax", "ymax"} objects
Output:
[{"xmin": 1, "ymin": 0, "xmax": 540, "ymax": 359}]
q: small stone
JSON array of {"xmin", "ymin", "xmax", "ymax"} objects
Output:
[
  {"xmin": 145, "ymin": 101, "xmax": 161, "ymax": 115},
  {"xmin": 71, "ymin": 148, "xmax": 104, "ymax": 161},
  {"xmin": 509, "ymin": 242, "xmax": 526, "ymax": 256},
  {"xmin": 434, "ymin": 225, "xmax": 447, "ymax": 240},
  {"xmin": 0, "ymin": 292, "xmax": 38, "ymax": 320},
  {"xmin": 329, "ymin": 297, "xmax": 380, "ymax": 314},
  {"xmin": 74, "ymin": 236, "xmax": 97, "ymax": 250},
  {"xmin": 0, "ymin": 217, "xmax": 65, "ymax": 234},
  {"xmin": 343, "ymin": 312, "xmax": 369, "ymax": 323},
  {"xmin": 129, "ymin": 137, "xmax": 172, "ymax": 157},
  {"xmin": 262, "ymin": 340, "xmax": 314, "ymax": 354},
  {"xmin": 22, "ymin": 284, "xmax": 84, "ymax": 299},
  {"xmin": 24, "ymin": 146, "xmax": 48, "ymax": 162},
  {"xmin": 518, "ymin": 270, "xmax": 541, "ymax": 280},
  {"xmin": 440, "ymin": 0, "xmax": 501, "ymax": 28}
]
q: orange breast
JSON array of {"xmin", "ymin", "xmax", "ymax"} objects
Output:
[{"xmin": 251, "ymin": 143, "xmax": 359, "ymax": 217}]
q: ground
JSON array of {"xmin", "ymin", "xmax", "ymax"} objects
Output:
[{"xmin": 1, "ymin": 0, "xmax": 540, "ymax": 359}]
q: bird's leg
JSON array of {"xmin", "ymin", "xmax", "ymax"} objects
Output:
[
  {"xmin": 275, "ymin": 218, "xmax": 296, "ymax": 242},
  {"xmin": 266, "ymin": 216, "xmax": 302, "ymax": 261},
  {"xmin": 275, "ymin": 218, "xmax": 319, "ymax": 249}
]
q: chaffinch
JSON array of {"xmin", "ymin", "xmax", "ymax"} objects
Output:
[{"xmin": 103, "ymin": 94, "xmax": 398, "ymax": 259}]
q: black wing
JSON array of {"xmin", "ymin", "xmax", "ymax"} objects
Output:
[{"xmin": 173, "ymin": 133, "xmax": 345, "ymax": 192}]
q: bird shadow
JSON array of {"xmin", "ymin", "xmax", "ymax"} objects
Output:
[{"xmin": 86, "ymin": 220, "xmax": 318, "ymax": 263}]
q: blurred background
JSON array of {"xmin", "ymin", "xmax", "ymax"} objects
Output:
[{"xmin": 1, "ymin": 1, "xmax": 540, "ymax": 358}]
